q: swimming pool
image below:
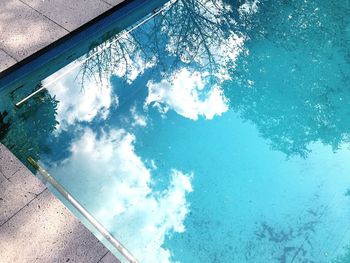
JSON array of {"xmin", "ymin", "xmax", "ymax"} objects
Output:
[{"xmin": 1, "ymin": 0, "xmax": 350, "ymax": 262}]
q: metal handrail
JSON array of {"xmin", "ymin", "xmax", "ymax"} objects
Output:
[{"xmin": 27, "ymin": 157, "xmax": 139, "ymax": 263}]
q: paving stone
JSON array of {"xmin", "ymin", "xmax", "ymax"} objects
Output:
[
  {"xmin": 0, "ymin": 167, "xmax": 46, "ymax": 226},
  {"xmin": 99, "ymin": 252, "xmax": 121, "ymax": 263},
  {"xmin": 0, "ymin": 143, "xmax": 25, "ymax": 180},
  {"xmin": 0, "ymin": 142, "xmax": 121, "ymax": 262},
  {"xmin": 0, "ymin": 189, "xmax": 109, "ymax": 263},
  {"xmin": 21, "ymin": 0, "xmax": 112, "ymax": 32},
  {"xmin": 0, "ymin": 49, "xmax": 16, "ymax": 73},
  {"xmin": 0, "ymin": 0, "xmax": 68, "ymax": 61}
]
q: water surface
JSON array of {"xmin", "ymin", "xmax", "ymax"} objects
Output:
[{"xmin": 1, "ymin": 0, "xmax": 350, "ymax": 262}]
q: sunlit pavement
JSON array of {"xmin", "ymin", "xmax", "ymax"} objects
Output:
[{"xmin": 0, "ymin": 0, "xmax": 124, "ymax": 73}]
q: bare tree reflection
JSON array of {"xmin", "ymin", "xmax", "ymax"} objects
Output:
[
  {"xmin": 78, "ymin": 33, "xmax": 155, "ymax": 87},
  {"xmin": 78, "ymin": 0, "xmax": 244, "ymax": 86},
  {"xmin": 78, "ymin": 0, "xmax": 350, "ymax": 158}
]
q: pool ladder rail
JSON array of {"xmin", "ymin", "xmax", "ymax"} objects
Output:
[{"xmin": 27, "ymin": 157, "xmax": 139, "ymax": 263}]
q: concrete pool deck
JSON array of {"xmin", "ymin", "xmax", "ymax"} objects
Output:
[
  {"xmin": 0, "ymin": 145, "xmax": 120, "ymax": 263},
  {"xmin": 0, "ymin": 0, "xmax": 126, "ymax": 262},
  {"xmin": 0, "ymin": 0, "xmax": 124, "ymax": 73}
]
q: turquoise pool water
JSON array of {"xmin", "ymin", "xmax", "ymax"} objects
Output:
[{"xmin": 1, "ymin": 0, "xmax": 350, "ymax": 262}]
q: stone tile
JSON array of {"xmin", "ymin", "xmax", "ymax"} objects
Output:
[
  {"xmin": 0, "ymin": 0, "xmax": 68, "ymax": 61},
  {"xmin": 102, "ymin": 0, "xmax": 125, "ymax": 6},
  {"xmin": 0, "ymin": 167, "xmax": 46, "ymax": 226},
  {"xmin": 21, "ymin": 0, "xmax": 112, "ymax": 32},
  {"xmin": 0, "ymin": 144, "xmax": 24, "ymax": 180},
  {"xmin": 0, "ymin": 189, "xmax": 109, "ymax": 263},
  {"xmin": 99, "ymin": 252, "xmax": 121, "ymax": 263},
  {"xmin": 0, "ymin": 49, "xmax": 16, "ymax": 73}
]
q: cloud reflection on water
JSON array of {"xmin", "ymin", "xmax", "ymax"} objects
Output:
[{"xmin": 50, "ymin": 127, "xmax": 193, "ymax": 263}]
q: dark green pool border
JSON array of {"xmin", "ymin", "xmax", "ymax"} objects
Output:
[{"xmin": 0, "ymin": 0, "xmax": 168, "ymax": 92}]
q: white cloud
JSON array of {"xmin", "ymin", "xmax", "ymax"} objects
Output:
[
  {"xmin": 164, "ymin": 0, "xmax": 246, "ymax": 81},
  {"xmin": 43, "ymin": 32, "xmax": 157, "ymax": 132},
  {"xmin": 43, "ymin": 63, "xmax": 115, "ymax": 131},
  {"xmin": 49, "ymin": 128, "xmax": 193, "ymax": 263},
  {"xmin": 87, "ymin": 34, "xmax": 156, "ymax": 84},
  {"xmin": 145, "ymin": 68, "xmax": 228, "ymax": 120},
  {"xmin": 130, "ymin": 105, "xmax": 147, "ymax": 127},
  {"xmin": 111, "ymin": 52, "xmax": 156, "ymax": 84},
  {"xmin": 239, "ymin": 0, "xmax": 260, "ymax": 16}
]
